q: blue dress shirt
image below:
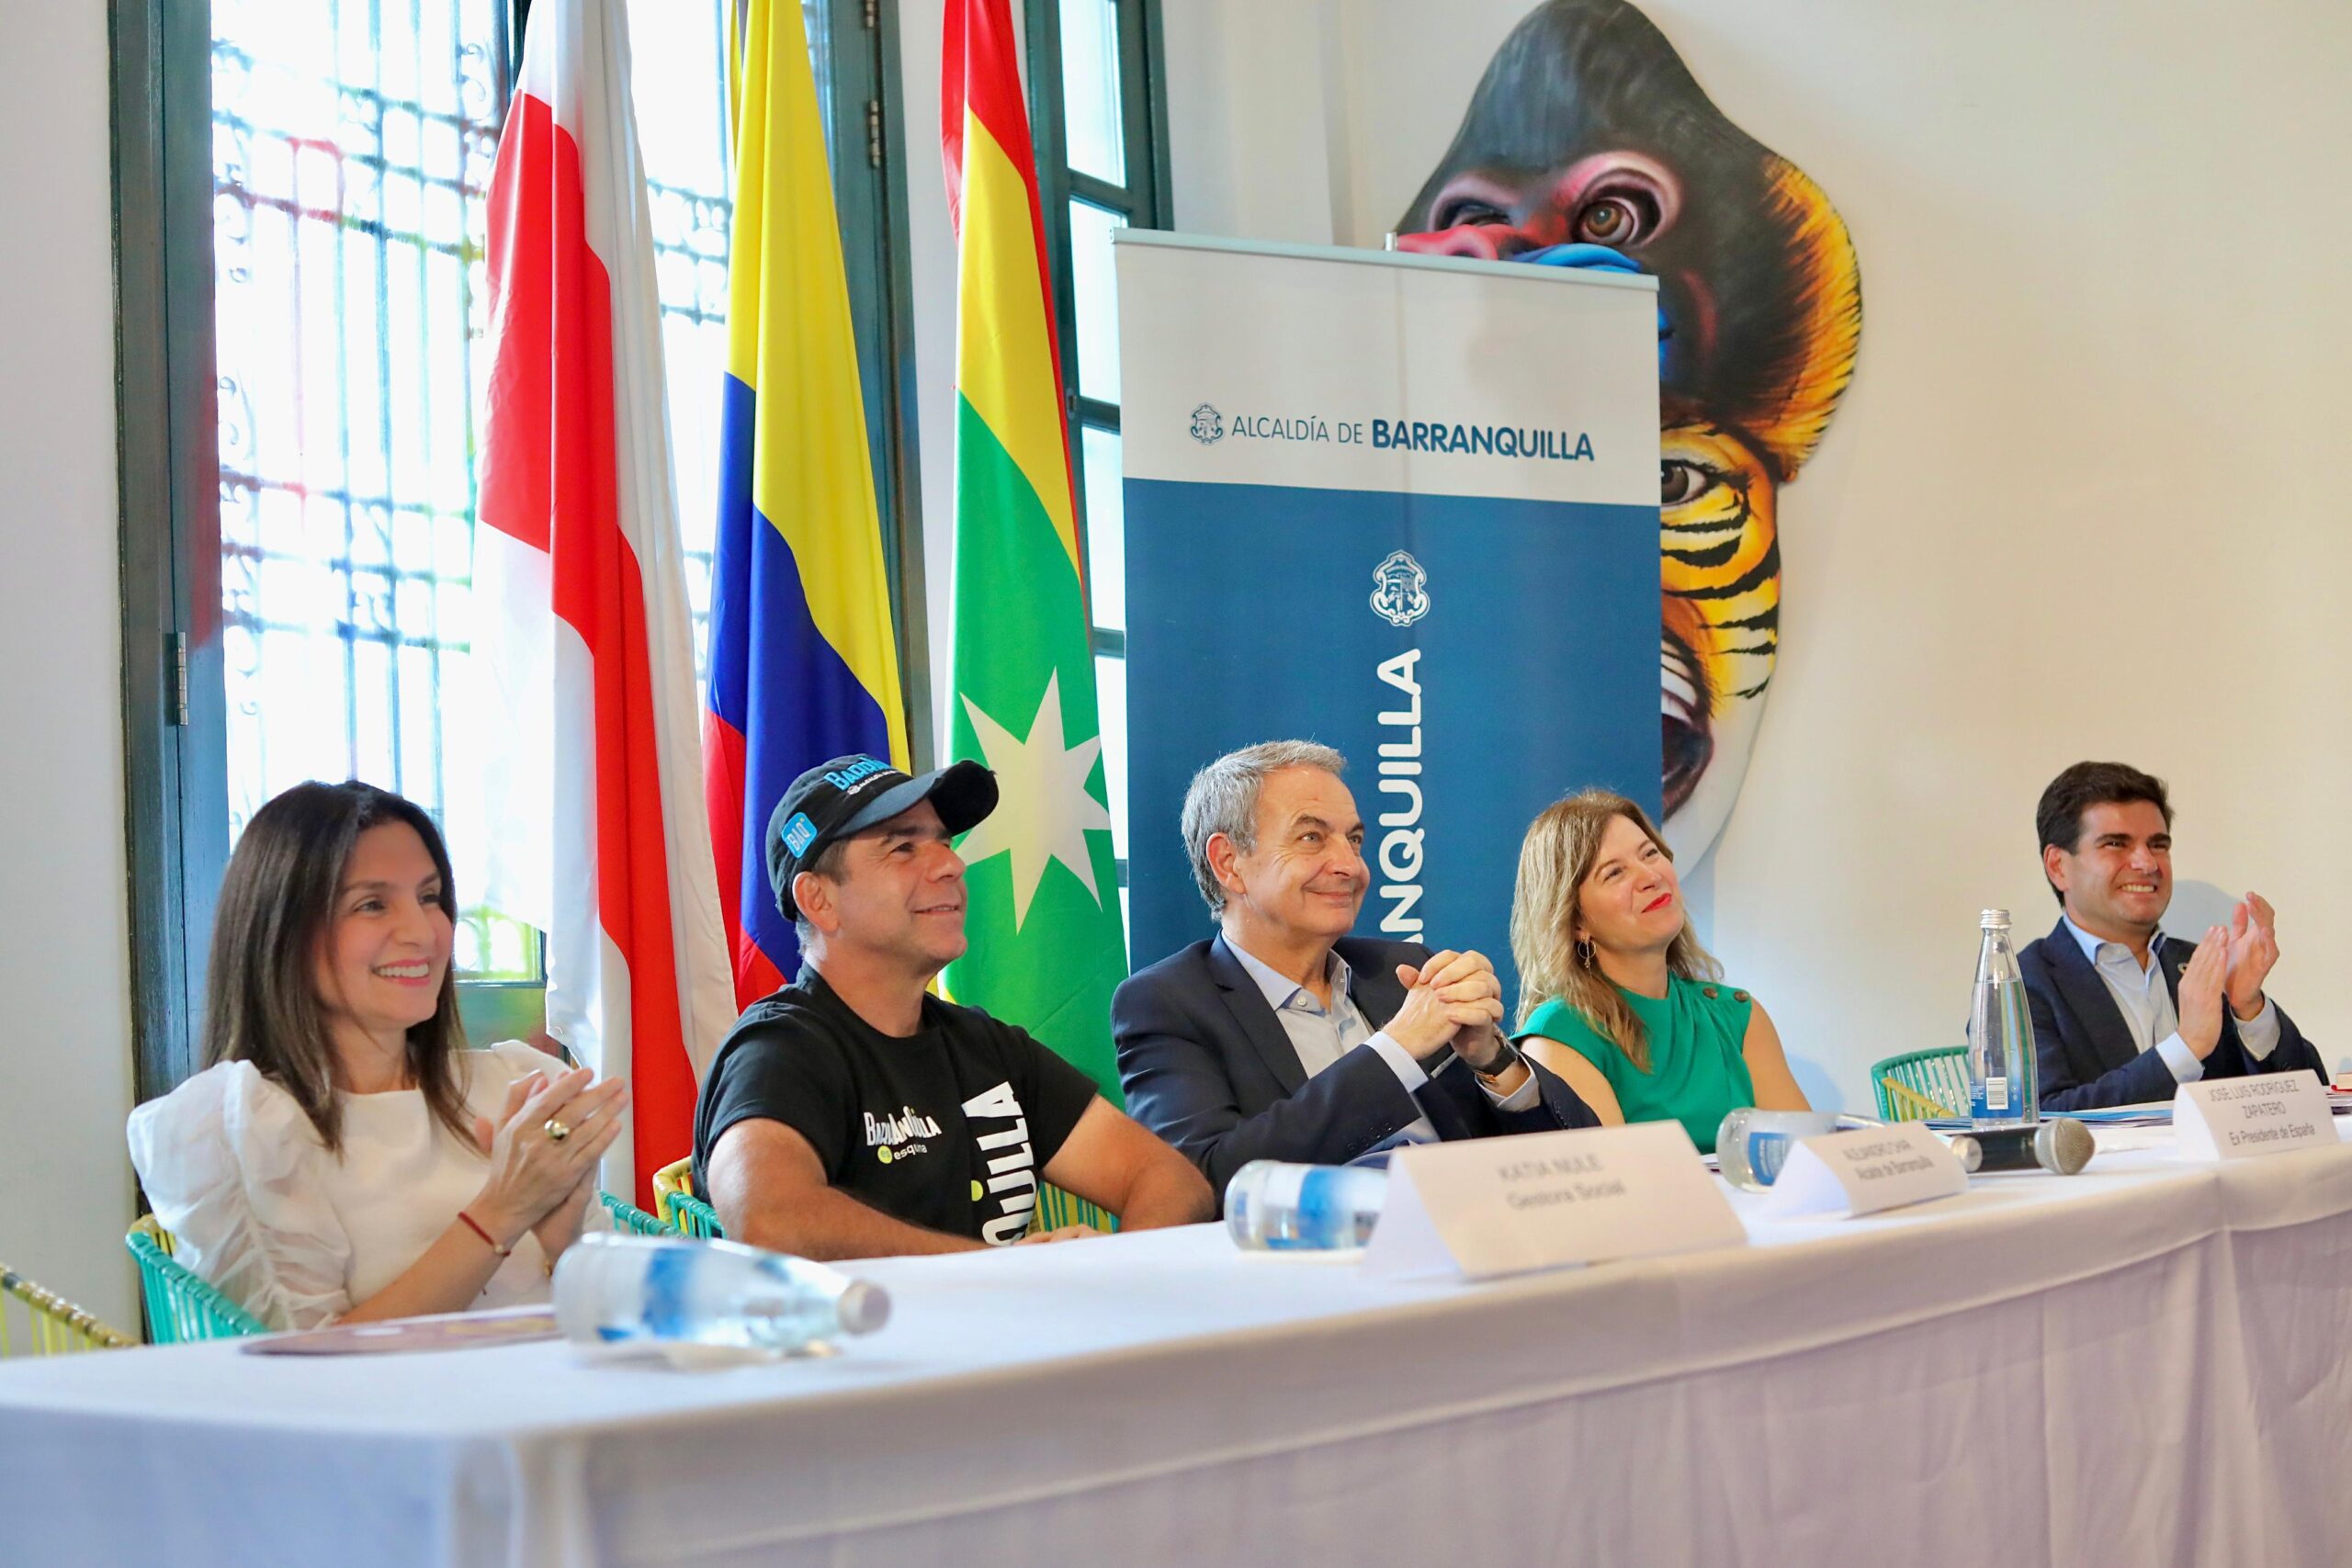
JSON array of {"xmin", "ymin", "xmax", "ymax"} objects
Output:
[
  {"xmin": 2060, "ymin": 916, "xmax": 2279, "ymax": 1084},
  {"xmin": 1224, "ymin": 940, "xmax": 1536, "ymax": 1146}
]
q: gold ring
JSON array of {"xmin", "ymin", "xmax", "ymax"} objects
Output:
[{"xmin": 544, "ymin": 1118, "xmax": 571, "ymax": 1144}]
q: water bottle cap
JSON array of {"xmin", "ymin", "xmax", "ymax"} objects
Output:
[
  {"xmin": 1980, "ymin": 908, "xmax": 2010, "ymax": 928},
  {"xmin": 835, "ymin": 1279, "xmax": 890, "ymax": 1337}
]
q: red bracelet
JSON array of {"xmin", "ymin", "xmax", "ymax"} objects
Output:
[{"xmin": 457, "ymin": 1210, "xmax": 512, "ymax": 1258}]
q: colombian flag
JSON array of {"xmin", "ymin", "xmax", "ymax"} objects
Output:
[
  {"xmin": 941, "ymin": 0, "xmax": 1127, "ymax": 1103},
  {"xmin": 704, "ymin": 0, "xmax": 910, "ymax": 1008}
]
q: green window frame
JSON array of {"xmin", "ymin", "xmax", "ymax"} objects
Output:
[{"xmin": 1023, "ymin": 0, "xmax": 1173, "ymax": 932}]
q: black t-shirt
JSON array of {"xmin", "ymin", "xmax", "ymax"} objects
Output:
[{"xmin": 692, "ymin": 968, "xmax": 1100, "ymax": 1246}]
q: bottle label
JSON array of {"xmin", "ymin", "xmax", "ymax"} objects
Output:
[
  {"xmin": 1259, "ymin": 1162, "xmax": 1312, "ymax": 1213},
  {"xmin": 1747, "ymin": 1130, "xmax": 1793, "ymax": 1185},
  {"xmin": 1984, "ymin": 1077, "xmax": 2008, "ymax": 1112}
]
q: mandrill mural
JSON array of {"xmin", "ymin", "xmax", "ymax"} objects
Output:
[{"xmin": 1396, "ymin": 0, "xmax": 1861, "ymax": 862}]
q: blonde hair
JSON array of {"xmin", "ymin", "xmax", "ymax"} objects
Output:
[{"xmin": 1510, "ymin": 789, "xmax": 1721, "ymax": 1072}]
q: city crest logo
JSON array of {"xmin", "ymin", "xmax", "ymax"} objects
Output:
[
  {"xmin": 1189, "ymin": 403, "xmax": 1224, "ymax": 445},
  {"xmin": 1370, "ymin": 550, "xmax": 1429, "ymax": 628}
]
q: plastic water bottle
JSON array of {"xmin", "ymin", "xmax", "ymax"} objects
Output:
[
  {"xmin": 1714, "ymin": 1109, "xmax": 1843, "ymax": 1191},
  {"xmin": 553, "ymin": 1233, "xmax": 888, "ymax": 1353},
  {"xmin": 1967, "ymin": 909, "xmax": 2040, "ymax": 1129},
  {"xmin": 1225, "ymin": 1161, "xmax": 1387, "ymax": 1250}
]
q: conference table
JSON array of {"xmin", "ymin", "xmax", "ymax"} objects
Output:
[{"xmin": 6, "ymin": 1123, "xmax": 2350, "ymax": 1567}]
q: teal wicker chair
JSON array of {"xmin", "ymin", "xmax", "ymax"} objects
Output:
[
  {"xmin": 132, "ymin": 1203, "xmax": 676, "ymax": 1346},
  {"xmin": 652, "ymin": 1157, "xmax": 726, "ymax": 1239},
  {"xmin": 127, "ymin": 1217, "xmax": 267, "ymax": 1343},
  {"xmin": 598, "ymin": 1190, "xmax": 677, "ymax": 1235},
  {"xmin": 1871, "ymin": 1046, "xmax": 1972, "ymax": 1121}
]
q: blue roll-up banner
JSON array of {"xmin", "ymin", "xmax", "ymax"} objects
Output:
[{"xmin": 1113, "ymin": 232, "xmax": 1662, "ymax": 998}]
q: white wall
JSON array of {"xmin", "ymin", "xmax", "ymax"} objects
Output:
[
  {"xmin": 0, "ymin": 5, "xmax": 139, "ymax": 1328},
  {"xmin": 1156, "ymin": 0, "xmax": 2352, "ymax": 1105}
]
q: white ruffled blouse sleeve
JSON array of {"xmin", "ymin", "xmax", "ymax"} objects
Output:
[{"xmin": 127, "ymin": 1062, "xmax": 356, "ymax": 1332}]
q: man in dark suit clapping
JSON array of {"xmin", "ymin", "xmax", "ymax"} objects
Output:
[
  {"xmin": 2018, "ymin": 761, "xmax": 2324, "ymax": 1112},
  {"xmin": 1112, "ymin": 741, "xmax": 1598, "ymax": 1205}
]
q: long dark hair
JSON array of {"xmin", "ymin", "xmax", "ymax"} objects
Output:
[{"xmin": 202, "ymin": 781, "xmax": 472, "ymax": 1153}]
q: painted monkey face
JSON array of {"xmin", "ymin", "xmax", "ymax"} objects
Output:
[
  {"xmin": 1413, "ymin": 150, "xmax": 1682, "ymax": 260},
  {"xmin": 1408, "ymin": 145, "xmax": 1761, "ymax": 431},
  {"xmin": 1396, "ymin": 0, "xmax": 1859, "ymax": 860},
  {"xmin": 1658, "ymin": 419, "xmax": 1777, "ymax": 844}
]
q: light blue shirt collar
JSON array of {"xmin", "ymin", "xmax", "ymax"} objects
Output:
[
  {"xmin": 1227, "ymin": 938, "xmax": 1351, "ymax": 1017},
  {"xmin": 2061, "ymin": 913, "xmax": 2165, "ymax": 975}
]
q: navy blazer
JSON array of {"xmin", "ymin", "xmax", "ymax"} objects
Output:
[
  {"xmin": 1112, "ymin": 933, "xmax": 1600, "ymax": 1199},
  {"xmin": 2018, "ymin": 916, "xmax": 2324, "ymax": 1111}
]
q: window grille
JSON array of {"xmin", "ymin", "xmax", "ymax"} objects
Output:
[{"xmin": 207, "ymin": 0, "xmax": 739, "ymax": 985}]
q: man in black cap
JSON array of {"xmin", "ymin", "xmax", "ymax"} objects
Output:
[{"xmin": 692, "ymin": 754, "xmax": 1211, "ymax": 1258}]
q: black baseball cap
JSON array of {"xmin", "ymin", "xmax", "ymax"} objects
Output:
[{"xmin": 765, "ymin": 754, "xmax": 999, "ymax": 918}]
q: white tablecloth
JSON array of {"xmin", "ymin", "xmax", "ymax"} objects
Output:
[{"xmin": 7, "ymin": 1126, "xmax": 2352, "ymax": 1567}]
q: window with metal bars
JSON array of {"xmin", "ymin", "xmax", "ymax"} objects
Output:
[
  {"xmin": 209, "ymin": 0, "xmax": 525, "ymax": 980},
  {"xmin": 116, "ymin": 0, "xmax": 922, "ymax": 1097}
]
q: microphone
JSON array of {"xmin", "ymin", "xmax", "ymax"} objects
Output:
[{"xmin": 1946, "ymin": 1118, "xmax": 2095, "ymax": 1176}]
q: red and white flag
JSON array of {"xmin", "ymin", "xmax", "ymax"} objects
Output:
[{"xmin": 474, "ymin": 0, "xmax": 733, "ymax": 1205}]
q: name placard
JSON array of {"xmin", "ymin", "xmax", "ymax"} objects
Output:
[
  {"xmin": 1360, "ymin": 1122, "xmax": 1745, "ymax": 1280},
  {"xmin": 1759, "ymin": 1123, "xmax": 1968, "ymax": 1219},
  {"xmin": 2174, "ymin": 1071, "xmax": 2335, "ymax": 1162}
]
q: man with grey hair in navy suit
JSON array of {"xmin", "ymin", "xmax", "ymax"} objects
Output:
[
  {"xmin": 1112, "ymin": 739, "xmax": 1598, "ymax": 1204},
  {"xmin": 2018, "ymin": 761, "xmax": 2324, "ymax": 1111}
]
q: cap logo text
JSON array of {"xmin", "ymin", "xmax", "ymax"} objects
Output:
[{"xmin": 822, "ymin": 757, "xmax": 895, "ymax": 794}]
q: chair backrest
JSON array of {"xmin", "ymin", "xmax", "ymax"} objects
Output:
[
  {"xmin": 1033, "ymin": 1185, "xmax": 1119, "ymax": 1235},
  {"xmin": 597, "ymin": 1190, "xmax": 677, "ymax": 1235},
  {"xmin": 1870, "ymin": 1046, "xmax": 1971, "ymax": 1120},
  {"xmin": 648, "ymin": 1157, "xmax": 1118, "ymax": 1240},
  {"xmin": 0, "ymin": 1264, "xmax": 134, "ymax": 1355},
  {"xmin": 1881, "ymin": 1077, "xmax": 1951, "ymax": 1122},
  {"xmin": 127, "ymin": 1216, "xmax": 268, "ymax": 1343},
  {"xmin": 650, "ymin": 1156, "xmax": 695, "ymax": 1224},
  {"xmin": 652, "ymin": 1156, "xmax": 727, "ymax": 1239}
]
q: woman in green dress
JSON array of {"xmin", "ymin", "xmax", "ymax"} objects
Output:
[{"xmin": 1509, "ymin": 790, "xmax": 1809, "ymax": 1153}]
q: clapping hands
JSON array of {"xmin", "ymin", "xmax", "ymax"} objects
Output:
[
  {"xmin": 2175, "ymin": 929, "xmax": 2230, "ymax": 1060},
  {"xmin": 2223, "ymin": 893, "xmax": 2278, "ymax": 1021},
  {"xmin": 467, "ymin": 1065, "xmax": 629, "ymax": 1254}
]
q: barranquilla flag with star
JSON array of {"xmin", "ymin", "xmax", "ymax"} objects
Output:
[{"xmin": 940, "ymin": 0, "xmax": 1125, "ymax": 1101}]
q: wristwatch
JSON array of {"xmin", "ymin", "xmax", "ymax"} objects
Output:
[{"xmin": 1464, "ymin": 1037, "xmax": 1521, "ymax": 1079}]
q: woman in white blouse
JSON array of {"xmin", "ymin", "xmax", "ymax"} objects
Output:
[{"xmin": 128, "ymin": 781, "xmax": 629, "ymax": 1330}]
